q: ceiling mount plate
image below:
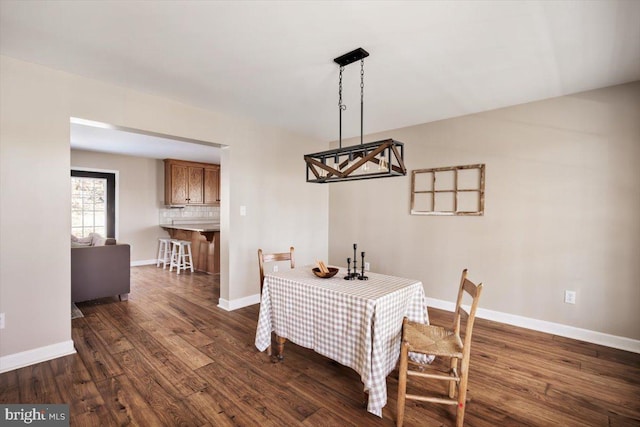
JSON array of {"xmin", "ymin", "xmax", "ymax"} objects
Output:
[{"xmin": 334, "ymin": 47, "xmax": 369, "ymax": 67}]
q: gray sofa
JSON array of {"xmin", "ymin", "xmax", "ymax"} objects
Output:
[{"xmin": 71, "ymin": 242, "xmax": 131, "ymax": 303}]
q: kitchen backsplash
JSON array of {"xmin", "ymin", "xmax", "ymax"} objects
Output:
[{"xmin": 159, "ymin": 206, "xmax": 220, "ymax": 225}]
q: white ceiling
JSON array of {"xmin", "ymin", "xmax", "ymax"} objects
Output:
[
  {"xmin": 2, "ymin": 1, "xmax": 640, "ymax": 158},
  {"xmin": 70, "ymin": 120, "xmax": 221, "ymax": 163}
]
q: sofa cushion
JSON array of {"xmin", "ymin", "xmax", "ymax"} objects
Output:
[
  {"xmin": 71, "ymin": 232, "xmax": 116, "ymax": 246},
  {"xmin": 71, "ymin": 234, "xmax": 92, "ymax": 246},
  {"xmin": 90, "ymin": 233, "xmax": 107, "ymax": 246}
]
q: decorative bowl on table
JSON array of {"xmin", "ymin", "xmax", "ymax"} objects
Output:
[{"xmin": 312, "ymin": 267, "xmax": 339, "ymax": 278}]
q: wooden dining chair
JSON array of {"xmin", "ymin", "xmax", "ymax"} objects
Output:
[
  {"xmin": 257, "ymin": 246, "xmax": 295, "ymax": 359},
  {"xmin": 257, "ymin": 247, "xmax": 295, "ymax": 292},
  {"xmin": 396, "ymin": 269, "xmax": 483, "ymax": 427}
]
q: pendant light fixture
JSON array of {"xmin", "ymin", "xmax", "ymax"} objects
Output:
[{"xmin": 305, "ymin": 47, "xmax": 407, "ymax": 183}]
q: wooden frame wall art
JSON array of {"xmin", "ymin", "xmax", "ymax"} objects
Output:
[{"xmin": 411, "ymin": 164, "xmax": 485, "ymax": 216}]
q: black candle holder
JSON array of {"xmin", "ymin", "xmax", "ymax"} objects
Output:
[
  {"xmin": 351, "ymin": 243, "xmax": 360, "ymax": 279},
  {"xmin": 344, "ymin": 244, "xmax": 368, "ymax": 280},
  {"xmin": 344, "ymin": 257, "xmax": 356, "ymax": 280},
  {"xmin": 358, "ymin": 251, "xmax": 368, "ymax": 280}
]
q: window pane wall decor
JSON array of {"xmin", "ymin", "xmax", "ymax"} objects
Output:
[{"xmin": 411, "ymin": 164, "xmax": 485, "ymax": 216}]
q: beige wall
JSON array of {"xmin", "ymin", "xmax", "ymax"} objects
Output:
[
  {"xmin": 71, "ymin": 150, "xmax": 166, "ymax": 262},
  {"xmin": 0, "ymin": 55, "xmax": 329, "ymax": 361},
  {"xmin": 329, "ymin": 82, "xmax": 640, "ymax": 340}
]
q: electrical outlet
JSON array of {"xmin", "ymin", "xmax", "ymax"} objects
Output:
[
  {"xmin": 240, "ymin": 205, "xmax": 247, "ymax": 216},
  {"xmin": 0, "ymin": 313, "xmax": 5, "ymax": 329},
  {"xmin": 273, "ymin": 265, "xmax": 279, "ymax": 272},
  {"xmin": 364, "ymin": 262, "xmax": 370, "ymax": 271},
  {"xmin": 564, "ymin": 290, "xmax": 576, "ymax": 304}
]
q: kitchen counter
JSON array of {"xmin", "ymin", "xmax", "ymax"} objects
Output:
[
  {"xmin": 160, "ymin": 223, "xmax": 220, "ymax": 232},
  {"xmin": 160, "ymin": 222, "xmax": 220, "ymax": 274}
]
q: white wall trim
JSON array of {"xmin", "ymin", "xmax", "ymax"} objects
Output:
[
  {"xmin": 218, "ymin": 293, "xmax": 261, "ymax": 311},
  {"xmin": 426, "ymin": 298, "xmax": 640, "ymax": 354},
  {"xmin": 0, "ymin": 340, "xmax": 76, "ymax": 374},
  {"xmin": 131, "ymin": 259, "xmax": 157, "ymax": 267}
]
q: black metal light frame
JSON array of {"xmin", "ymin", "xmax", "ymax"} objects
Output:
[
  {"xmin": 304, "ymin": 48, "xmax": 407, "ymax": 184},
  {"xmin": 305, "ymin": 138, "xmax": 406, "ymax": 183}
]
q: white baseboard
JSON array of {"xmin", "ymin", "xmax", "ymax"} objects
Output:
[
  {"xmin": 0, "ymin": 340, "xmax": 76, "ymax": 374},
  {"xmin": 131, "ymin": 259, "xmax": 157, "ymax": 267},
  {"xmin": 218, "ymin": 293, "xmax": 261, "ymax": 311},
  {"xmin": 426, "ymin": 297, "xmax": 640, "ymax": 354}
]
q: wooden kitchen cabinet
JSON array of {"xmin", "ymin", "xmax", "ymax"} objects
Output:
[
  {"xmin": 164, "ymin": 159, "xmax": 220, "ymax": 206},
  {"xmin": 203, "ymin": 166, "xmax": 220, "ymax": 204}
]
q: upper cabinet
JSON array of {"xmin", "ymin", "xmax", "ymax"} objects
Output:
[
  {"xmin": 203, "ymin": 166, "xmax": 220, "ymax": 205},
  {"xmin": 164, "ymin": 159, "xmax": 220, "ymax": 206}
]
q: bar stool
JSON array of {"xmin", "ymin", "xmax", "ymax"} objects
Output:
[
  {"xmin": 156, "ymin": 238, "xmax": 175, "ymax": 269},
  {"xmin": 169, "ymin": 240, "xmax": 194, "ymax": 274}
]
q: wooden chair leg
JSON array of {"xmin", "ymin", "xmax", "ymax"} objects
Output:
[
  {"xmin": 456, "ymin": 401, "xmax": 466, "ymax": 427},
  {"xmin": 396, "ymin": 342, "xmax": 409, "ymax": 427},
  {"xmin": 456, "ymin": 365, "xmax": 469, "ymax": 427},
  {"xmin": 449, "ymin": 357, "xmax": 459, "ymax": 398}
]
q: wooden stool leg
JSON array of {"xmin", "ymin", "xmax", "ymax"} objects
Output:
[
  {"xmin": 156, "ymin": 240, "xmax": 163, "ymax": 267},
  {"xmin": 169, "ymin": 243, "xmax": 177, "ymax": 272},
  {"xmin": 175, "ymin": 244, "xmax": 181, "ymax": 274},
  {"xmin": 187, "ymin": 243, "xmax": 194, "ymax": 272}
]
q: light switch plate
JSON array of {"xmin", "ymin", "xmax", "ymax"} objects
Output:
[{"xmin": 564, "ymin": 290, "xmax": 576, "ymax": 304}]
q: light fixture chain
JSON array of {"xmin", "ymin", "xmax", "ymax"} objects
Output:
[
  {"xmin": 339, "ymin": 66, "xmax": 344, "ymax": 109},
  {"xmin": 339, "ymin": 66, "xmax": 345, "ymax": 148},
  {"xmin": 360, "ymin": 59, "xmax": 364, "ymax": 94},
  {"xmin": 360, "ymin": 58, "xmax": 364, "ymax": 145}
]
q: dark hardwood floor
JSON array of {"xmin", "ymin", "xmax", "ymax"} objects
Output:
[{"xmin": 1, "ymin": 265, "xmax": 639, "ymax": 426}]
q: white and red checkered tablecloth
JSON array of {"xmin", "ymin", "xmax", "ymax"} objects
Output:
[{"xmin": 255, "ymin": 266, "xmax": 429, "ymax": 417}]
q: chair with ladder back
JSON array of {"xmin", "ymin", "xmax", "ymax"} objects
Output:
[{"xmin": 396, "ymin": 269, "xmax": 483, "ymax": 427}]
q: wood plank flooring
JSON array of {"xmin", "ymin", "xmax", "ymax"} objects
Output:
[{"xmin": 1, "ymin": 265, "xmax": 639, "ymax": 426}]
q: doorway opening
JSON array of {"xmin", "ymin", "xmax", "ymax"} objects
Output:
[{"xmin": 69, "ymin": 117, "xmax": 228, "ymax": 303}]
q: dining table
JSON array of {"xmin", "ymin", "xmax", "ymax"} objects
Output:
[{"xmin": 254, "ymin": 265, "xmax": 431, "ymax": 417}]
